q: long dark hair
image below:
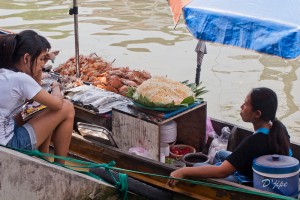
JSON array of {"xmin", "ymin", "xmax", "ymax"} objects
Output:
[
  {"xmin": 0, "ymin": 30, "xmax": 51, "ymax": 73},
  {"xmin": 250, "ymin": 87, "xmax": 290, "ymax": 155}
]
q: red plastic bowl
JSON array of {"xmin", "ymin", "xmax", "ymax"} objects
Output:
[{"xmin": 169, "ymin": 144, "xmax": 196, "ymax": 159}]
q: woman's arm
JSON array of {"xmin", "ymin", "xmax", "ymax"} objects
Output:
[
  {"xmin": 167, "ymin": 160, "xmax": 236, "ymax": 187},
  {"xmin": 32, "ymin": 81, "xmax": 63, "ymax": 110}
]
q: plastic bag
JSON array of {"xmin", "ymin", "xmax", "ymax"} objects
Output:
[
  {"xmin": 220, "ymin": 126, "xmax": 231, "ymax": 142},
  {"xmin": 207, "ymin": 126, "xmax": 231, "ymax": 164},
  {"xmin": 128, "ymin": 147, "xmax": 150, "ymax": 158},
  {"xmin": 206, "ymin": 117, "xmax": 217, "ymax": 142}
]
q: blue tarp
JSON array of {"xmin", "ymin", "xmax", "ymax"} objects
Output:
[{"xmin": 183, "ymin": 0, "xmax": 300, "ymax": 59}]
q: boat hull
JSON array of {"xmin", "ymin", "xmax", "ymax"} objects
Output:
[
  {"xmin": 0, "ymin": 146, "xmax": 144, "ymax": 200},
  {"xmin": 70, "ymin": 105, "xmax": 300, "ymax": 200}
]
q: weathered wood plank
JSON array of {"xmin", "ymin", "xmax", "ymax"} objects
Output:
[
  {"xmin": 0, "ymin": 146, "xmax": 143, "ymax": 200},
  {"xmin": 175, "ymin": 103, "xmax": 207, "ymax": 152},
  {"xmin": 111, "ymin": 103, "xmax": 207, "ymax": 161},
  {"xmin": 112, "ymin": 111, "xmax": 160, "ymax": 160}
]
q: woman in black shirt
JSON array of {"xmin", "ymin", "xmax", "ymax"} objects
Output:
[{"xmin": 167, "ymin": 87, "xmax": 290, "ymax": 187}]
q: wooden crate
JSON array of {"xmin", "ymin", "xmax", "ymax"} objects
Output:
[{"xmin": 112, "ymin": 103, "xmax": 207, "ymax": 161}]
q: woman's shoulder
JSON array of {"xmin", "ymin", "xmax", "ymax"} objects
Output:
[
  {"xmin": 9, "ymin": 70, "xmax": 34, "ymax": 81},
  {"xmin": 1, "ymin": 68, "xmax": 28, "ymax": 77},
  {"xmin": 1, "ymin": 69, "xmax": 26, "ymax": 80},
  {"xmin": 4, "ymin": 70, "xmax": 40, "ymax": 89},
  {"xmin": 242, "ymin": 133, "xmax": 268, "ymax": 144},
  {"xmin": 249, "ymin": 132, "xmax": 268, "ymax": 138}
]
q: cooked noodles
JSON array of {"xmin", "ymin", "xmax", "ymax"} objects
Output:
[{"xmin": 136, "ymin": 76, "xmax": 194, "ymax": 105}]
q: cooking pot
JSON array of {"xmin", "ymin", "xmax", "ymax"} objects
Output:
[{"xmin": 182, "ymin": 152, "xmax": 209, "ymax": 166}]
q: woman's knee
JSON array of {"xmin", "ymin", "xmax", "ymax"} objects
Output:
[
  {"xmin": 62, "ymin": 100, "xmax": 75, "ymax": 118},
  {"xmin": 213, "ymin": 150, "xmax": 232, "ymax": 164}
]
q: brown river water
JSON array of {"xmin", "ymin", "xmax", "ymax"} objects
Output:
[{"xmin": 1, "ymin": 0, "xmax": 299, "ymax": 142}]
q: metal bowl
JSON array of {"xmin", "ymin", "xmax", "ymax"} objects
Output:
[{"xmin": 77, "ymin": 122, "xmax": 117, "ymax": 147}]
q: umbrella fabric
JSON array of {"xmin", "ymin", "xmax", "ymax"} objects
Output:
[{"xmin": 183, "ymin": 0, "xmax": 300, "ymax": 59}]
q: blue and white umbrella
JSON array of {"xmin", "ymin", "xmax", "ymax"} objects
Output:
[{"xmin": 183, "ymin": 0, "xmax": 300, "ymax": 59}]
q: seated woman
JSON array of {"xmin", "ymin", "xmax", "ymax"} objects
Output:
[
  {"xmin": 0, "ymin": 30, "xmax": 74, "ymax": 164},
  {"xmin": 167, "ymin": 87, "xmax": 291, "ymax": 187}
]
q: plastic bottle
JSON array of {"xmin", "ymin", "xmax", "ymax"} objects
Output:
[
  {"xmin": 220, "ymin": 126, "xmax": 231, "ymax": 143},
  {"xmin": 207, "ymin": 126, "xmax": 231, "ymax": 164}
]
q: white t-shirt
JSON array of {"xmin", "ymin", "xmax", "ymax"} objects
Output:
[{"xmin": 0, "ymin": 68, "xmax": 42, "ymax": 145}]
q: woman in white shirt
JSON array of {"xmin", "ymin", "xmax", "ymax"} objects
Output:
[{"xmin": 0, "ymin": 30, "xmax": 74, "ymax": 164}]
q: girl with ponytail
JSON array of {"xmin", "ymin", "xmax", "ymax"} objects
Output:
[
  {"xmin": 250, "ymin": 87, "xmax": 290, "ymax": 156},
  {"xmin": 167, "ymin": 87, "xmax": 291, "ymax": 187},
  {"xmin": 0, "ymin": 30, "xmax": 74, "ymax": 164}
]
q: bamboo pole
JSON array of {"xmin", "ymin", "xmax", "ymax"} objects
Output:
[{"xmin": 69, "ymin": 0, "xmax": 80, "ymax": 78}]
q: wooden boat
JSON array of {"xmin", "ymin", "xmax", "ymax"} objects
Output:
[
  {"xmin": 0, "ymin": 145, "xmax": 147, "ymax": 199},
  {"xmin": 70, "ymin": 104, "xmax": 300, "ymax": 200},
  {"xmin": 1, "ymin": 28, "xmax": 299, "ymax": 199}
]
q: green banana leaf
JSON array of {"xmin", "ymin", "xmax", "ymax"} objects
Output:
[{"xmin": 126, "ymin": 80, "xmax": 208, "ymax": 108}]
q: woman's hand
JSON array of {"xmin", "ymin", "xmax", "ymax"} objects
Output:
[
  {"xmin": 45, "ymin": 50, "xmax": 60, "ymax": 63},
  {"xmin": 50, "ymin": 81, "xmax": 62, "ymax": 91},
  {"xmin": 14, "ymin": 113, "xmax": 25, "ymax": 126},
  {"xmin": 166, "ymin": 168, "xmax": 185, "ymax": 188}
]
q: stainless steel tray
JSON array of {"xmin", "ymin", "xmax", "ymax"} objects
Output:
[{"xmin": 77, "ymin": 122, "xmax": 117, "ymax": 147}]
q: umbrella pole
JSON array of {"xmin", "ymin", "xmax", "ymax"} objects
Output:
[
  {"xmin": 69, "ymin": 0, "xmax": 80, "ymax": 78},
  {"xmin": 195, "ymin": 51, "xmax": 204, "ymax": 85},
  {"xmin": 195, "ymin": 40, "xmax": 206, "ymax": 85}
]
